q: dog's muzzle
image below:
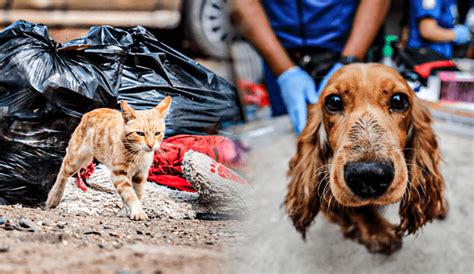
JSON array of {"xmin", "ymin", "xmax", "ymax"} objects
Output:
[{"xmin": 343, "ymin": 161, "xmax": 395, "ymax": 198}]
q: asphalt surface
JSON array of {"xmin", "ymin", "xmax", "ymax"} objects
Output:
[{"xmin": 230, "ymin": 116, "xmax": 474, "ymax": 274}]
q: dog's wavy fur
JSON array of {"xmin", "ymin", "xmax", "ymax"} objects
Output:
[{"xmin": 285, "ymin": 64, "xmax": 447, "ymax": 254}]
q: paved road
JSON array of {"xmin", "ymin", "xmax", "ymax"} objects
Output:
[{"xmin": 230, "ymin": 116, "xmax": 474, "ymax": 274}]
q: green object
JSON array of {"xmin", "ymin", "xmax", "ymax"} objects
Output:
[{"xmin": 383, "ymin": 35, "xmax": 398, "ymax": 57}]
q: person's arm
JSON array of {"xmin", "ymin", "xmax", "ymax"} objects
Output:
[
  {"xmin": 342, "ymin": 0, "xmax": 390, "ymax": 60},
  {"xmin": 231, "ymin": 0, "xmax": 294, "ymax": 76},
  {"xmin": 231, "ymin": 0, "xmax": 318, "ymax": 134},
  {"xmin": 418, "ymin": 18, "xmax": 456, "ymax": 42}
]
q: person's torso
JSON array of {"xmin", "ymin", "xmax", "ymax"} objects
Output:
[
  {"xmin": 260, "ymin": 0, "xmax": 359, "ymax": 52},
  {"xmin": 408, "ymin": 0, "xmax": 457, "ymax": 58}
]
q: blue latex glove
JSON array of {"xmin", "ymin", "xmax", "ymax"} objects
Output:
[
  {"xmin": 317, "ymin": 62, "xmax": 344, "ymax": 94},
  {"xmin": 277, "ymin": 67, "xmax": 318, "ymax": 134},
  {"xmin": 453, "ymin": 25, "xmax": 472, "ymax": 45}
]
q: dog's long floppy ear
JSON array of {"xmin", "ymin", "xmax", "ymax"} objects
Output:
[
  {"xmin": 285, "ymin": 104, "xmax": 331, "ymax": 239},
  {"xmin": 398, "ymin": 97, "xmax": 447, "ymax": 235}
]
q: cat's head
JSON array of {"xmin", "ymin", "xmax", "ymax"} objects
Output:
[{"xmin": 120, "ymin": 96, "xmax": 172, "ymax": 152}]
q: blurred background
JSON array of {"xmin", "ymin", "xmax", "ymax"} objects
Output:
[
  {"xmin": 2, "ymin": 0, "xmax": 472, "ymax": 125},
  {"xmin": 0, "ymin": 0, "xmax": 473, "ymax": 273}
]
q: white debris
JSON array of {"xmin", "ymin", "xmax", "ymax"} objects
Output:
[
  {"xmin": 182, "ymin": 150, "xmax": 251, "ymax": 215},
  {"xmin": 55, "ymin": 165, "xmax": 198, "ymax": 220}
]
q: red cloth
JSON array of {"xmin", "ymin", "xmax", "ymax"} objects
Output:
[
  {"xmin": 75, "ymin": 161, "xmax": 95, "ymax": 192},
  {"xmin": 77, "ymin": 135, "xmax": 239, "ymax": 192},
  {"xmin": 148, "ymin": 135, "xmax": 238, "ymax": 192},
  {"xmin": 149, "ymin": 175, "xmax": 194, "ymax": 192}
]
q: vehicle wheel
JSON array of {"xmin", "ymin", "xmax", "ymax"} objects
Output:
[{"xmin": 182, "ymin": 0, "xmax": 236, "ymax": 59}]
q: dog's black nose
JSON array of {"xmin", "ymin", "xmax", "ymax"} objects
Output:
[{"xmin": 343, "ymin": 161, "xmax": 394, "ymax": 198}]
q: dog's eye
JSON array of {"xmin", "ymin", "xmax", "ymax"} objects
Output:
[
  {"xmin": 390, "ymin": 93, "xmax": 409, "ymax": 112},
  {"xmin": 135, "ymin": 131, "xmax": 145, "ymax": 136},
  {"xmin": 325, "ymin": 95, "xmax": 344, "ymax": 113}
]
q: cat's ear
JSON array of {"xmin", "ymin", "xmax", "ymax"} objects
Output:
[
  {"xmin": 154, "ymin": 96, "xmax": 172, "ymax": 117},
  {"xmin": 120, "ymin": 100, "xmax": 137, "ymax": 123}
]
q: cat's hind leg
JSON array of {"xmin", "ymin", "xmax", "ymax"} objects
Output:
[{"xmin": 46, "ymin": 129, "xmax": 93, "ymax": 208}]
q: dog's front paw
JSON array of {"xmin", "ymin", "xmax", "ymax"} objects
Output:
[{"xmin": 361, "ymin": 229, "xmax": 402, "ymax": 255}]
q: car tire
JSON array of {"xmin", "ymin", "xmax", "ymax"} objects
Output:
[{"xmin": 182, "ymin": 0, "xmax": 235, "ymax": 59}]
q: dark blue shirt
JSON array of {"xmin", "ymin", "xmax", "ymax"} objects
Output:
[
  {"xmin": 408, "ymin": 0, "xmax": 457, "ymax": 58},
  {"xmin": 261, "ymin": 0, "xmax": 359, "ymax": 52}
]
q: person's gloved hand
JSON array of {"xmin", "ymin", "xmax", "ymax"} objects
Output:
[
  {"xmin": 453, "ymin": 25, "xmax": 472, "ymax": 45},
  {"xmin": 277, "ymin": 66, "xmax": 318, "ymax": 134},
  {"xmin": 317, "ymin": 62, "xmax": 344, "ymax": 94}
]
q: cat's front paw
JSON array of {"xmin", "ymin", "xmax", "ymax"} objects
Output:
[
  {"xmin": 130, "ymin": 208, "xmax": 148, "ymax": 221},
  {"xmin": 45, "ymin": 193, "xmax": 61, "ymax": 209}
]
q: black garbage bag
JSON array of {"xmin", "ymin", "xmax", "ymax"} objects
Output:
[
  {"xmin": 0, "ymin": 21, "xmax": 241, "ymax": 205},
  {"xmin": 0, "ymin": 21, "xmax": 126, "ymax": 205},
  {"xmin": 65, "ymin": 26, "xmax": 243, "ymax": 136}
]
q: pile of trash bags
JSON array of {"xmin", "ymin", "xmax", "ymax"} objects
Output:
[{"xmin": 0, "ymin": 21, "xmax": 242, "ymax": 205}]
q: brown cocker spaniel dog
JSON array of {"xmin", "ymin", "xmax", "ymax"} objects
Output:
[{"xmin": 285, "ymin": 63, "xmax": 447, "ymax": 254}]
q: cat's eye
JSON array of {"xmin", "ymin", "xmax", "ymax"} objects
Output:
[
  {"xmin": 325, "ymin": 94, "xmax": 344, "ymax": 113},
  {"xmin": 390, "ymin": 93, "xmax": 409, "ymax": 112},
  {"xmin": 154, "ymin": 131, "xmax": 161, "ymax": 136},
  {"xmin": 135, "ymin": 131, "xmax": 145, "ymax": 136}
]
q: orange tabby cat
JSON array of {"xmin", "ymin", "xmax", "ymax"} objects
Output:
[{"xmin": 46, "ymin": 96, "xmax": 172, "ymax": 221}]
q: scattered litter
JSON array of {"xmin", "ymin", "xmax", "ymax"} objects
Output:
[
  {"xmin": 19, "ymin": 218, "xmax": 39, "ymax": 232},
  {"xmin": 57, "ymin": 222, "xmax": 67, "ymax": 229},
  {"xmin": 2, "ymin": 219, "xmax": 14, "ymax": 231},
  {"xmin": 84, "ymin": 231, "xmax": 102, "ymax": 236},
  {"xmin": 195, "ymin": 213, "xmax": 239, "ymax": 221},
  {"xmin": 0, "ymin": 244, "xmax": 9, "ymax": 253},
  {"xmin": 0, "ymin": 217, "xmax": 39, "ymax": 232},
  {"xmin": 0, "ymin": 217, "xmax": 7, "ymax": 225},
  {"xmin": 109, "ymin": 232, "xmax": 122, "ymax": 238}
]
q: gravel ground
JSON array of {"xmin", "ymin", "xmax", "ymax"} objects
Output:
[
  {"xmin": 0, "ymin": 165, "xmax": 244, "ymax": 273},
  {"xmin": 229, "ymin": 116, "xmax": 474, "ymax": 274},
  {"xmin": 0, "ymin": 206, "xmax": 242, "ymax": 274}
]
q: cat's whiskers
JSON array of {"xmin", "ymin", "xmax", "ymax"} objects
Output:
[{"xmin": 156, "ymin": 147, "xmax": 169, "ymax": 161}]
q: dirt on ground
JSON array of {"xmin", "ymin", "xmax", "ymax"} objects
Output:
[
  {"xmin": 0, "ymin": 166, "xmax": 244, "ymax": 274},
  {"xmin": 0, "ymin": 206, "xmax": 242, "ymax": 274}
]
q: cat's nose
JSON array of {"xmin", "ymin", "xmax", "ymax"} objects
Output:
[{"xmin": 146, "ymin": 142, "xmax": 154, "ymax": 149}]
